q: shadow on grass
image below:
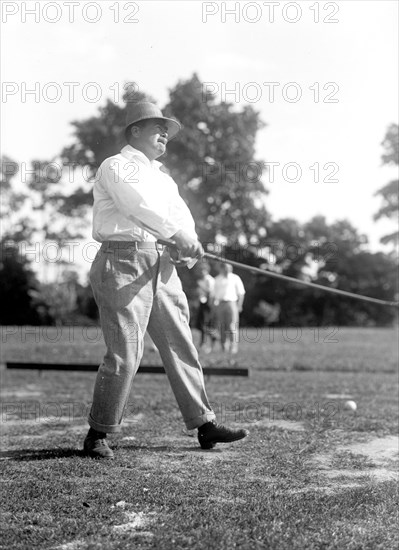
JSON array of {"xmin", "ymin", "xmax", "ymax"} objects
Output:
[
  {"xmin": 0, "ymin": 448, "xmax": 85, "ymax": 461},
  {"xmin": 0, "ymin": 444, "xmax": 222, "ymax": 461}
]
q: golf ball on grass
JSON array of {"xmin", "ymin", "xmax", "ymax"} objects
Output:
[{"xmin": 344, "ymin": 400, "xmax": 357, "ymax": 411}]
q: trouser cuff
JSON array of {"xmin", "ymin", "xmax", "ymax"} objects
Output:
[
  {"xmin": 185, "ymin": 411, "xmax": 216, "ymax": 430},
  {"xmin": 88, "ymin": 415, "xmax": 122, "ymax": 434}
]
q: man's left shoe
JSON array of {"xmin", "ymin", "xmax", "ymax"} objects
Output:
[{"xmin": 198, "ymin": 421, "xmax": 249, "ymax": 449}]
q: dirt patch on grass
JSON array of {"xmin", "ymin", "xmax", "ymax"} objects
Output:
[
  {"xmin": 123, "ymin": 413, "xmax": 145, "ymax": 424},
  {"xmin": 311, "ymin": 435, "xmax": 399, "ymax": 491},
  {"xmin": 325, "ymin": 468, "xmax": 396, "ymax": 483},
  {"xmin": 52, "ymin": 540, "xmax": 86, "ymax": 550},
  {"xmin": 255, "ymin": 419, "xmax": 305, "ymax": 431},
  {"xmin": 1, "ymin": 390, "xmax": 43, "ymax": 398},
  {"xmin": 110, "ymin": 502, "xmax": 156, "ymax": 538},
  {"xmin": 323, "ymin": 393, "xmax": 355, "ymax": 399},
  {"xmin": 341, "ymin": 435, "xmax": 398, "ymax": 463},
  {"xmin": 113, "ymin": 510, "xmax": 155, "ymax": 536}
]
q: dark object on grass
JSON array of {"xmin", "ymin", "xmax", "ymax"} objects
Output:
[{"xmin": 5, "ymin": 362, "xmax": 249, "ymax": 377}]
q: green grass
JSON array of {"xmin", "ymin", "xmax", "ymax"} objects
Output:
[{"xmin": 1, "ymin": 327, "xmax": 398, "ymax": 549}]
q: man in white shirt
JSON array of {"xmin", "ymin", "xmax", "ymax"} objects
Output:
[
  {"xmin": 213, "ymin": 263, "xmax": 246, "ymax": 354},
  {"xmin": 83, "ymin": 101, "xmax": 248, "ymax": 458}
]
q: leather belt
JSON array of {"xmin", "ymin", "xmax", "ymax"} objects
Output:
[{"xmin": 102, "ymin": 241, "xmax": 165, "ymax": 251}]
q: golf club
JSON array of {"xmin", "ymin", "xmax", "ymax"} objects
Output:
[{"xmin": 157, "ymin": 239, "xmax": 399, "ymax": 308}]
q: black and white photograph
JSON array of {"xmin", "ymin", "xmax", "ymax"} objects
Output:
[{"xmin": 1, "ymin": 1, "xmax": 398, "ymax": 548}]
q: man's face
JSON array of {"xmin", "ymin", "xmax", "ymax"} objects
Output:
[
  {"xmin": 198, "ymin": 265, "xmax": 209, "ymax": 277},
  {"xmin": 133, "ymin": 119, "xmax": 169, "ymax": 160},
  {"xmin": 219, "ymin": 263, "xmax": 232, "ymax": 276}
]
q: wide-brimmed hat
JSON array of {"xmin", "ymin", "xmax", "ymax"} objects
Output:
[{"xmin": 125, "ymin": 101, "xmax": 181, "ymax": 139}]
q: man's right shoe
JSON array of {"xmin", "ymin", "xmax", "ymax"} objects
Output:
[
  {"xmin": 198, "ymin": 421, "xmax": 249, "ymax": 449},
  {"xmin": 83, "ymin": 429, "xmax": 114, "ymax": 459}
]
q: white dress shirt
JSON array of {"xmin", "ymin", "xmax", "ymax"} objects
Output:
[
  {"xmin": 92, "ymin": 145, "xmax": 197, "ymax": 242},
  {"xmin": 213, "ymin": 273, "xmax": 245, "ymax": 303}
]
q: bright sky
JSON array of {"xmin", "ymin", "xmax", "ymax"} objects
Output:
[{"xmin": 2, "ymin": 0, "xmax": 398, "ymax": 251}]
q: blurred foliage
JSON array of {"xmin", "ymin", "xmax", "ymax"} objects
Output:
[
  {"xmin": 182, "ymin": 215, "xmax": 398, "ymax": 327},
  {"xmin": 164, "ymin": 74, "xmax": 269, "ymax": 244},
  {"xmin": 32, "ymin": 272, "xmax": 98, "ymax": 326},
  {"xmin": 1, "ymin": 80, "xmax": 397, "ymax": 327},
  {"xmin": 0, "ymin": 155, "xmax": 19, "ymax": 190},
  {"xmin": 60, "ymin": 86, "xmax": 154, "ymax": 179},
  {"xmin": 374, "ymin": 123, "xmax": 399, "ymax": 246},
  {"xmin": 237, "ymin": 216, "xmax": 396, "ymax": 327},
  {"xmin": 1, "ymin": 156, "xmax": 33, "ymax": 242},
  {"xmin": 58, "ymin": 74, "xmax": 269, "ymax": 245},
  {"xmin": 0, "ymin": 239, "xmax": 47, "ymax": 325}
]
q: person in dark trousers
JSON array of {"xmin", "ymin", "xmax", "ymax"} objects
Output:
[{"xmin": 83, "ymin": 101, "xmax": 249, "ymax": 458}]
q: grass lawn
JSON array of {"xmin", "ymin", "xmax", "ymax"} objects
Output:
[{"xmin": 1, "ymin": 326, "xmax": 398, "ymax": 549}]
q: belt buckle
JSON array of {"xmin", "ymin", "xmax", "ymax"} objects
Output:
[{"xmin": 132, "ymin": 242, "xmax": 139, "ymax": 251}]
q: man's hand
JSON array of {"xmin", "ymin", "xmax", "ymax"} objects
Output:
[
  {"xmin": 168, "ymin": 249, "xmax": 195, "ymax": 267},
  {"xmin": 171, "ymin": 230, "xmax": 204, "ymax": 259}
]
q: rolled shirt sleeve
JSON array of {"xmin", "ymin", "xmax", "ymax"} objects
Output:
[{"xmin": 234, "ymin": 274, "xmax": 246, "ymax": 297}]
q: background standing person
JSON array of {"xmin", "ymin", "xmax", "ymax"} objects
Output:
[
  {"xmin": 194, "ymin": 262, "xmax": 217, "ymax": 353},
  {"xmin": 213, "ymin": 263, "xmax": 246, "ymax": 354},
  {"xmin": 83, "ymin": 101, "xmax": 248, "ymax": 458}
]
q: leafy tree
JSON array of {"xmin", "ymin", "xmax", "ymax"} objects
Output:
[
  {"xmin": 0, "ymin": 157, "xmax": 49, "ymax": 324},
  {"xmin": 25, "ymin": 159, "xmax": 90, "ymax": 242},
  {"xmin": 60, "ymin": 100, "xmax": 125, "ymax": 181},
  {"xmin": 61, "ymin": 86, "xmax": 154, "ymax": 175},
  {"xmin": 281, "ymin": 216, "xmax": 395, "ymax": 326},
  {"xmin": 76, "ymin": 282, "xmax": 99, "ymax": 322},
  {"xmin": 35, "ymin": 271, "xmax": 97, "ymax": 326},
  {"xmin": 164, "ymin": 74, "xmax": 269, "ymax": 245},
  {"xmin": 240, "ymin": 216, "xmax": 397, "ymax": 327},
  {"xmin": 56, "ymin": 75, "xmax": 270, "ymax": 314},
  {"xmin": 374, "ymin": 123, "xmax": 399, "ymax": 245},
  {"xmin": 1, "ymin": 155, "xmax": 19, "ymax": 193},
  {"xmin": 6, "ymin": 78, "xmax": 394, "ymax": 328},
  {"xmin": 56, "ymin": 75, "xmax": 269, "ymax": 246},
  {"xmin": 0, "ymin": 239, "xmax": 48, "ymax": 325},
  {"xmin": 1, "ymin": 155, "xmax": 90, "ymax": 295},
  {"xmin": 1, "ymin": 155, "xmax": 33, "ymax": 242}
]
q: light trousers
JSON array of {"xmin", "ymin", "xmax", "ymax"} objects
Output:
[
  {"xmin": 216, "ymin": 301, "xmax": 239, "ymax": 345},
  {"xmin": 88, "ymin": 242, "xmax": 215, "ymax": 432}
]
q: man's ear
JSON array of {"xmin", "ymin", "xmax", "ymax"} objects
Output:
[{"xmin": 130, "ymin": 125, "xmax": 141, "ymax": 139}]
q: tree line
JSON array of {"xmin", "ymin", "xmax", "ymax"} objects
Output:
[{"xmin": 1, "ymin": 74, "xmax": 397, "ymax": 327}]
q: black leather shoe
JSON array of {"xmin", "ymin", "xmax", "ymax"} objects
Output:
[
  {"xmin": 198, "ymin": 421, "xmax": 249, "ymax": 449},
  {"xmin": 83, "ymin": 429, "xmax": 114, "ymax": 459}
]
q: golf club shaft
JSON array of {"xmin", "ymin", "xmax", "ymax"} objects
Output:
[{"xmin": 157, "ymin": 239, "xmax": 399, "ymax": 308}]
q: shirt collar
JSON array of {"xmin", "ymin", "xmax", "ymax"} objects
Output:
[{"xmin": 121, "ymin": 145, "xmax": 162, "ymax": 170}]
